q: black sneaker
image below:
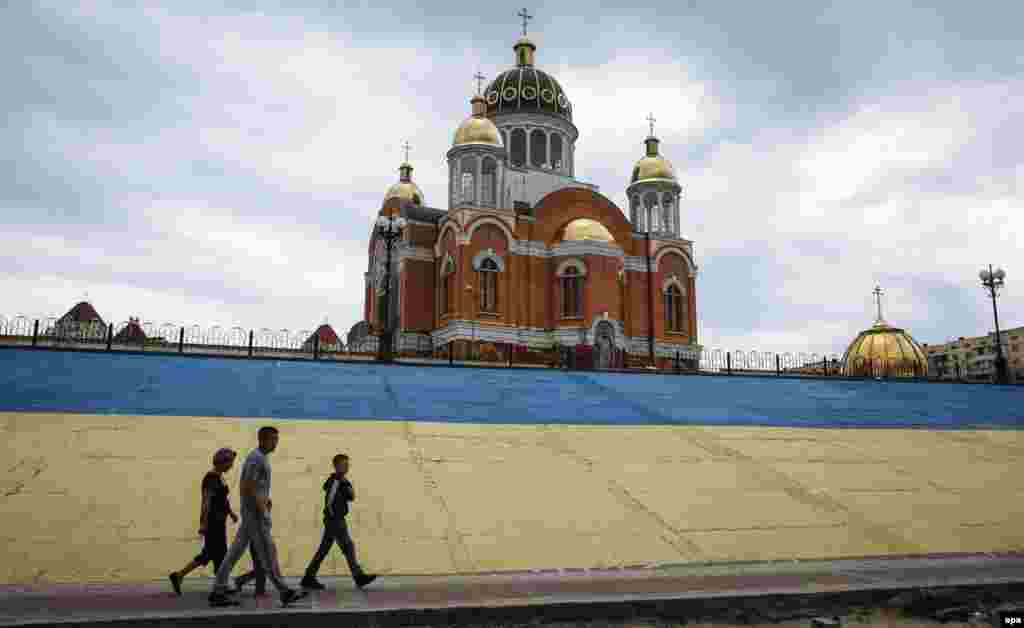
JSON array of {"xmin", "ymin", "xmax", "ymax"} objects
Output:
[
  {"xmin": 300, "ymin": 576, "xmax": 325, "ymax": 590},
  {"xmin": 208, "ymin": 592, "xmax": 240, "ymax": 607},
  {"xmin": 168, "ymin": 572, "xmax": 182, "ymax": 596},
  {"xmin": 280, "ymin": 588, "xmax": 309, "ymax": 607},
  {"xmin": 354, "ymin": 574, "xmax": 377, "ymax": 589},
  {"xmin": 233, "ymin": 575, "xmax": 246, "ymax": 590}
]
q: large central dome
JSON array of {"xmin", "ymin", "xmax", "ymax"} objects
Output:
[{"xmin": 483, "ymin": 37, "xmax": 572, "ymax": 122}]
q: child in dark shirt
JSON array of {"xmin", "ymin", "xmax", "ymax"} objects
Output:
[
  {"xmin": 300, "ymin": 453, "xmax": 377, "ymax": 590},
  {"xmin": 169, "ymin": 448, "xmax": 238, "ymax": 596}
]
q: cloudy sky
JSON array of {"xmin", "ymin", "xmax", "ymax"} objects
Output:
[{"xmin": 2, "ymin": 1, "xmax": 1021, "ymax": 354}]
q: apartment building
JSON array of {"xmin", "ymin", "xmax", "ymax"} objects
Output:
[{"xmin": 922, "ymin": 326, "xmax": 1024, "ymax": 383}]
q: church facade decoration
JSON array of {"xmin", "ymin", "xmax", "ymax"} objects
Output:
[{"xmin": 356, "ymin": 19, "xmax": 701, "ymax": 368}]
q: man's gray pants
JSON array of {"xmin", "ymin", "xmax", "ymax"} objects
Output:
[{"xmin": 212, "ymin": 513, "xmax": 289, "ymax": 594}]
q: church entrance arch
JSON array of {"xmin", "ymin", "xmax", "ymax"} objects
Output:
[{"xmin": 593, "ymin": 320, "xmax": 615, "ymax": 369}]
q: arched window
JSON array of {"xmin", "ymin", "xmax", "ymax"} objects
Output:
[
  {"xmin": 479, "ymin": 258, "xmax": 499, "ymax": 312},
  {"xmin": 561, "ymin": 266, "xmax": 583, "ymax": 318},
  {"xmin": 440, "ymin": 257, "xmax": 455, "ymax": 315},
  {"xmin": 551, "ymin": 134, "xmax": 563, "ymax": 171},
  {"xmin": 460, "ymin": 156, "xmax": 477, "ymax": 204},
  {"xmin": 530, "ymin": 129, "xmax": 547, "ymax": 167},
  {"xmin": 481, "ymin": 158, "xmax": 497, "ymax": 206},
  {"xmin": 662, "ymin": 193, "xmax": 674, "ymax": 234},
  {"xmin": 449, "ymin": 163, "xmax": 457, "ymax": 205},
  {"xmin": 644, "ymin": 192, "xmax": 660, "ymax": 232},
  {"xmin": 377, "ymin": 291, "xmax": 387, "ymax": 327},
  {"xmin": 665, "ymin": 284, "xmax": 685, "ymax": 332},
  {"xmin": 440, "ymin": 272, "xmax": 449, "ymax": 315},
  {"xmin": 630, "ymin": 195, "xmax": 641, "ymax": 229},
  {"xmin": 510, "ymin": 129, "xmax": 526, "ymax": 167}
]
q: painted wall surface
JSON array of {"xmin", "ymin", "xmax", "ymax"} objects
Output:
[{"xmin": 2, "ymin": 349, "xmax": 1023, "ymax": 427}]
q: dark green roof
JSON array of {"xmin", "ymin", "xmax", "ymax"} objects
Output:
[{"xmin": 484, "ymin": 67, "xmax": 572, "ymax": 121}]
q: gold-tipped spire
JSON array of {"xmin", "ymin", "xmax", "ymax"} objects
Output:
[
  {"xmin": 840, "ymin": 285, "xmax": 929, "ymax": 378},
  {"xmin": 385, "ymin": 140, "xmax": 424, "ymax": 205},
  {"xmin": 513, "ymin": 8, "xmax": 537, "ymax": 66},
  {"xmin": 470, "ymin": 72, "xmax": 487, "ymax": 116},
  {"xmin": 398, "ymin": 141, "xmax": 413, "ymax": 181},
  {"xmin": 872, "ymin": 285, "xmax": 887, "ymax": 326},
  {"xmin": 644, "ymin": 112, "xmax": 660, "ymax": 156},
  {"xmin": 517, "ymin": 7, "xmax": 533, "ymax": 36}
]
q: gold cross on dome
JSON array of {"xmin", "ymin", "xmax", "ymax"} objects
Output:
[
  {"xmin": 646, "ymin": 112, "xmax": 656, "ymax": 137},
  {"xmin": 401, "ymin": 141, "xmax": 411, "ymax": 163},
  {"xmin": 473, "ymin": 72, "xmax": 486, "ymax": 96},
  {"xmin": 517, "ymin": 8, "xmax": 533, "ymax": 36}
]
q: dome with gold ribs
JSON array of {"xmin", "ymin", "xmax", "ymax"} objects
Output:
[
  {"xmin": 383, "ymin": 162, "xmax": 424, "ymax": 206},
  {"xmin": 454, "ymin": 96, "xmax": 504, "ymax": 147},
  {"xmin": 631, "ymin": 137, "xmax": 677, "ymax": 183},
  {"xmin": 561, "ymin": 218, "xmax": 615, "ymax": 243},
  {"xmin": 483, "ymin": 37, "xmax": 573, "ymax": 122},
  {"xmin": 841, "ymin": 293, "xmax": 929, "ymax": 380}
]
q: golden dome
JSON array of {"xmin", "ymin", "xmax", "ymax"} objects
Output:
[
  {"xmin": 562, "ymin": 218, "xmax": 615, "ymax": 243},
  {"xmin": 383, "ymin": 162, "xmax": 424, "ymax": 206},
  {"xmin": 453, "ymin": 116, "xmax": 503, "ymax": 147},
  {"xmin": 841, "ymin": 320, "xmax": 929, "ymax": 378},
  {"xmin": 631, "ymin": 155, "xmax": 676, "ymax": 182},
  {"xmin": 630, "ymin": 136, "xmax": 677, "ymax": 183}
]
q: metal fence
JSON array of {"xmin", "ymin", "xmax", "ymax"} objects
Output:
[
  {"xmin": 0, "ymin": 315, "xmax": 343, "ymax": 360},
  {"xmin": 0, "ymin": 314, "xmax": 1007, "ymax": 383}
]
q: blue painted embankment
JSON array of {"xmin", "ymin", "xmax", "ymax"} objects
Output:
[{"xmin": 1, "ymin": 348, "xmax": 1021, "ymax": 428}]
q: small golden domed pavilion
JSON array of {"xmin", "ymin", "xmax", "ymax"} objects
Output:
[
  {"xmin": 562, "ymin": 218, "xmax": 615, "ymax": 243},
  {"xmin": 383, "ymin": 161, "xmax": 424, "ymax": 206},
  {"xmin": 630, "ymin": 138, "xmax": 677, "ymax": 183},
  {"xmin": 453, "ymin": 95, "xmax": 504, "ymax": 147},
  {"xmin": 841, "ymin": 286, "xmax": 929, "ymax": 378}
]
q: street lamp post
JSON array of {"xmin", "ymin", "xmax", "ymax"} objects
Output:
[
  {"xmin": 645, "ymin": 205, "xmax": 656, "ymax": 366},
  {"xmin": 979, "ymin": 264, "xmax": 1009, "ymax": 384},
  {"xmin": 376, "ymin": 214, "xmax": 407, "ymax": 362}
]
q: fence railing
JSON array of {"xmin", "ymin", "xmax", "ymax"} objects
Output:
[{"xmin": 0, "ymin": 315, "xmax": 1008, "ymax": 383}]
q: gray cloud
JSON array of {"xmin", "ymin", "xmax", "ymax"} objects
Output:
[{"xmin": 1, "ymin": 1, "xmax": 1021, "ymax": 354}]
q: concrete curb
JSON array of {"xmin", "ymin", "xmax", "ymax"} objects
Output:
[{"xmin": 4, "ymin": 555, "xmax": 1024, "ymax": 627}]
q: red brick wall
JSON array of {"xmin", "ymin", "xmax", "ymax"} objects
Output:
[
  {"xmin": 402, "ymin": 259, "xmax": 434, "ymax": 333},
  {"xmin": 361, "ymin": 187, "xmax": 698, "ymax": 354}
]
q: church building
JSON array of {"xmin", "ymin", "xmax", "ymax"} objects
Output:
[{"xmin": 352, "ymin": 19, "xmax": 701, "ymax": 369}]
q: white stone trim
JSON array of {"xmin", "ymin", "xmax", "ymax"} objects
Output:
[
  {"xmin": 402, "ymin": 218, "xmax": 436, "ymax": 227},
  {"xmin": 466, "ymin": 216, "xmax": 514, "ymax": 245},
  {"xmin": 555, "ymin": 258, "xmax": 587, "ymax": 277},
  {"xmin": 662, "ymin": 275, "xmax": 687, "ymax": 293},
  {"xmin": 428, "ymin": 321, "xmax": 701, "ymax": 360},
  {"xmin": 439, "ymin": 254, "xmax": 455, "ymax": 276},
  {"xmin": 437, "ymin": 222, "xmax": 463, "ymax": 246},
  {"xmin": 589, "ymin": 317, "xmax": 626, "ymax": 350},
  {"xmin": 471, "ymin": 249, "xmax": 506, "ymax": 272},
  {"xmin": 510, "ymin": 239, "xmax": 547, "ymax": 256},
  {"xmin": 624, "ymin": 256, "xmax": 651, "ymax": 272},
  {"xmin": 507, "ymin": 239, "xmax": 625, "ymax": 259},
  {"xmin": 551, "ymin": 240, "xmax": 625, "ymax": 259},
  {"xmin": 654, "ymin": 244, "xmax": 696, "ymax": 271},
  {"xmin": 397, "ymin": 246, "xmax": 434, "ymax": 263}
]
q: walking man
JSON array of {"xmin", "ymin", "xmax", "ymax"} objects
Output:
[
  {"xmin": 300, "ymin": 453, "xmax": 377, "ymax": 590},
  {"xmin": 208, "ymin": 426, "xmax": 308, "ymax": 608}
]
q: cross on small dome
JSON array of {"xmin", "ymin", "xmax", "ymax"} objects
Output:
[{"xmin": 517, "ymin": 8, "xmax": 533, "ymax": 36}]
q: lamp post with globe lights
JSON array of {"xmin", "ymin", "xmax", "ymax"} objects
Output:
[
  {"xmin": 376, "ymin": 214, "xmax": 407, "ymax": 362},
  {"xmin": 979, "ymin": 265, "xmax": 1009, "ymax": 384}
]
